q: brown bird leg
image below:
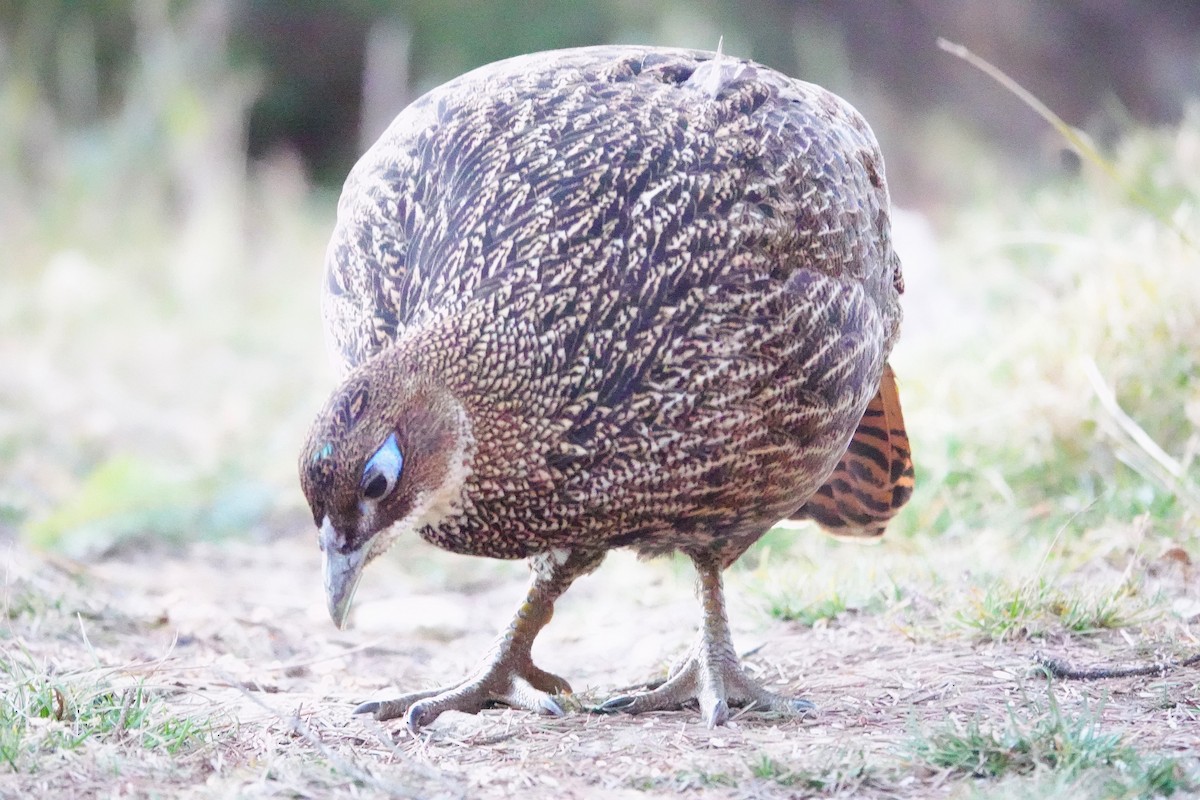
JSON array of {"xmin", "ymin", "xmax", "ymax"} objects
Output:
[
  {"xmin": 599, "ymin": 550, "xmax": 814, "ymax": 727},
  {"xmin": 355, "ymin": 548, "xmax": 604, "ymax": 733}
]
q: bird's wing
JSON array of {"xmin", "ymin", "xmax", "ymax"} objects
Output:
[
  {"xmin": 791, "ymin": 363, "xmax": 914, "ymax": 537},
  {"xmin": 320, "ymin": 46, "xmax": 718, "ymax": 372}
]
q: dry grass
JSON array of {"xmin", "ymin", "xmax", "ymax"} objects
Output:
[
  {"xmin": 3, "ymin": 7, "xmax": 1200, "ymax": 798},
  {"xmin": 4, "ymin": 529, "xmax": 1200, "ymax": 799},
  {"xmin": 897, "ymin": 108, "xmax": 1200, "ymax": 543}
]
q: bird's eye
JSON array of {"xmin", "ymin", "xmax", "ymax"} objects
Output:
[
  {"xmin": 362, "ymin": 473, "xmax": 390, "ymax": 500},
  {"xmin": 360, "ymin": 433, "xmax": 403, "ymax": 502}
]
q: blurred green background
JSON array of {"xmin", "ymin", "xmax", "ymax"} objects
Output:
[{"xmin": 1, "ymin": 0, "xmax": 1198, "ymax": 558}]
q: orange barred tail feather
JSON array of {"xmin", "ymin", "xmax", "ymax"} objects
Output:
[{"xmin": 792, "ymin": 363, "xmax": 914, "ymax": 537}]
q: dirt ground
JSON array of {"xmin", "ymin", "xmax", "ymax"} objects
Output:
[{"xmin": 3, "ymin": 529, "xmax": 1200, "ymax": 799}]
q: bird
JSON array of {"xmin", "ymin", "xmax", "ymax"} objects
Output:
[{"xmin": 299, "ymin": 45, "xmax": 913, "ymax": 733}]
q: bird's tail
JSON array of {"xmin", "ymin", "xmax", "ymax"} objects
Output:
[{"xmin": 791, "ymin": 363, "xmax": 914, "ymax": 537}]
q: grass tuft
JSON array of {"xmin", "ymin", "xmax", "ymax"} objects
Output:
[
  {"xmin": 968, "ymin": 757, "xmax": 1193, "ymax": 800},
  {"xmin": 765, "ymin": 591, "xmax": 850, "ymax": 626},
  {"xmin": 911, "ymin": 682, "xmax": 1197, "ymax": 797},
  {"xmin": 746, "ymin": 536, "xmax": 906, "ymax": 627},
  {"xmin": 641, "ymin": 769, "xmax": 739, "ymax": 791},
  {"xmin": 955, "ymin": 576, "xmax": 1154, "ymax": 641},
  {"xmin": 749, "ymin": 751, "xmax": 879, "ymax": 793},
  {"xmin": 0, "ymin": 649, "xmax": 217, "ymax": 773}
]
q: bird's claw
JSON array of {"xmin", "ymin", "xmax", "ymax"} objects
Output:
[
  {"xmin": 538, "ymin": 695, "xmax": 566, "ymax": 716},
  {"xmin": 594, "ymin": 694, "xmax": 637, "ymax": 713},
  {"xmin": 404, "ymin": 700, "xmax": 440, "ymax": 735},
  {"xmin": 352, "ymin": 700, "xmax": 381, "ymax": 716},
  {"xmin": 789, "ymin": 697, "xmax": 817, "ymax": 713},
  {"xmin": 703, "ymin": 697, "xmax": 729, "ymax": 728}
]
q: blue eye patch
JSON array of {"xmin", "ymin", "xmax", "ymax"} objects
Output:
[{"xmin": 361, "ymin": 433, "xmax": 403, "ymax": 500}]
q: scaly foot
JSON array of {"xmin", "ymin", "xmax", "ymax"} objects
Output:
[
  {"xmin": 353, "ymin": 548, "xmax": 605, "ymax": 734},
  {"xmin": 597, "ymin": 640, "xmax": 813, "ymax": 727},
  {"xmin": 355, "ymin": 657, "xmax": 572, "ymax": 733},
  {"xmin": 599, "ymin": 549, "xmax": 814, "ymax": 727}
]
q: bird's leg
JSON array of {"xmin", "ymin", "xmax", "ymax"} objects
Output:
[
  {"xmin": 355, "ymin": 547, "xmax": 604, "ymax": 733},
  {"xmin": 599, "ymin": 550, "xmax": 814, "ymax": 727}
]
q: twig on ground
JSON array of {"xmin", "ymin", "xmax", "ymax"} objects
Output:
[
  {"xmin": 114, "ymin": 688, "xmax": 136, "ymax": 737},
  {"xmin": 1036, "ymin": 651, "xmax": 1200, "ymax": 680}
]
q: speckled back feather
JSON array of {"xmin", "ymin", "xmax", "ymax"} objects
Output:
[{"xmin": 312, "ymin": 46, "xmax": 907, "ymax": 563}]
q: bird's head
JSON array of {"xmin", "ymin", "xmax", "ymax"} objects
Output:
[{"xmin": 299, "ymin": 359, "xmax": 473, "ymax": 629}]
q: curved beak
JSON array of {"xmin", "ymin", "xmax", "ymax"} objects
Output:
[{"xmin": 319, "ymin": 516, "xmax": 366, "ymax": 629}]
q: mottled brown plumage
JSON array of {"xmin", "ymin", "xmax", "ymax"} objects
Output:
[{"xmin": 299, "ymin": 45, "xmax": 911, "ymax": 731}]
